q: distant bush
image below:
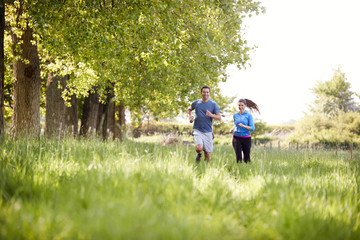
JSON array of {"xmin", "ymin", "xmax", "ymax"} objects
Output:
[
  {"xmin": 130, "ymin": 120, "xmax": 272, "ymax": 138},
  {"xmin": 288, "ymin": 111, "xmax": 360, "ymax": 147},
  {"xmin": 131, "ymin": 121, "xmax": 193, "ymax": 136}
]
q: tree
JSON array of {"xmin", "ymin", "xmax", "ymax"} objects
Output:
[
  {"xmin": 310, "ymin": 67, "xmax": 359, "ymax": 116},
  {"xmin": 79, "ymin": 89, "xmax": 100, "ymax": 137},
  {"xmin": 45, "ymin": 73, "xmax": 66, "ymax": 137},
  {"xmin": 3, "ymin": 0, "xmax": 264, "ymax": 137},
  {"xmin": 9, "ymin": 1, "xmax": 41, "ymax": 138},
  {"xmin": 96, "ymin": 85, "xmax": 116, "ymax": 140},
  {"xmin": 290, "ymin": 68, "xmax": 360, "ymax": 146},
  {"xmin": 30, "ymin": 0, "xmax": 264, "ymax": 118},
  {"xmin": 0, "ymin": 0, "xmax": 4, "ymax": 136},
  {"xmin": 116, "ymin": 103, "xmax": 126, "ymax": 140},
  {"xmin": 64, "ymin": 91, "xmax": 78, "ymax": 137}
]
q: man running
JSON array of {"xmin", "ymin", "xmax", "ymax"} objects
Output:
[{"xmin": 187, "ymin": 86, "xmax": 221, "ymax": 162}]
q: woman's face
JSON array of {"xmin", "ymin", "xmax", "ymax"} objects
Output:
[{"xmin": 238, "ymin": 102, "xmax": 246, "ymax": 113}]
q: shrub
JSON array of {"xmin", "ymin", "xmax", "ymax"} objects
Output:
[{"xmin": 288, "ymin": 111, "xmax": 360, "ymax": 146}]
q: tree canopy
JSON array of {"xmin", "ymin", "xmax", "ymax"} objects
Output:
[
  {"xmin": 30, "ymin": 0, "xmax": 263, "ymax": 115},
  {"xmin": 1, "ymin": 0, "xmax": 265, "ymax": 137},
  {"xmin": 310, "ymin": 67, "xmax": 359, "ymax": 116}
]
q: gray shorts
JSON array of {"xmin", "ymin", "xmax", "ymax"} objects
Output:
[{"xmin": 193, "ymin": 129, "xmax": 213, "ymax": 153}]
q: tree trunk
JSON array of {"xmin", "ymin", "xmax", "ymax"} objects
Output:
[
  {"xmin": 96, "ymin": 90, "xmax": 116, "ymax": 140},
  {"xmin": 102, "ymin": 91, "xmax": 115, "ymax": 140},
  {"xmin": 11, "ymin": 25, "xmax": 41, "ymax": 138},
  {"xmin": 65, "ymin": 93, "xmax": 78, "ymax": 136},
  {"xmin": 96, "ymin": 102, "xmax": 105, "ymax": 135},
  {"xmin": 45, "ymin": 72, "xmax": 66, "ymax": 137},
  {"xmin": 132, "ymin": 122, "xmax": 142, "ymax": 138},
  {"xmin": 0, "ymin": 1, "xmax": 5, "ymax": 136},
  {"xmin": 116, "ymin": 103, "xmax": 126, "ymax": 140},
  {"xmin": 79, "ymin": 89, "xmax": 99, "ymax": 136},
  {"xmin": 132, "ymin": 113, "xmax": 142, "ymax": 138}
]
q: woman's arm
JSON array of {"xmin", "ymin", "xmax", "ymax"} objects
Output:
[
  {"xmin": 238, "ymin": 114, "xmax": 255, "ymax": 131},
  {"xmin": 234, "ymin": 113, "xmax": 253, "ymax": 131},
  {"xmin": 238, "ymin": 122, "xmax": 252, "ymax": 131}
]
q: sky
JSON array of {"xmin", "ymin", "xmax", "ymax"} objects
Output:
[{"xmin": 220, "ymin": 0, "xmax": 360, "ymax": 125}]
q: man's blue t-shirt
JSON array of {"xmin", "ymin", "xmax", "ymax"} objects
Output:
[{"xmin": 191, "ymin": 99, "xmax": 220, "ymax": 133}]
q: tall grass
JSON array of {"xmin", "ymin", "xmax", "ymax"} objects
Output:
[{"xmin": 0, "ymin": 137, "xmax": 359, "ymax": 239}]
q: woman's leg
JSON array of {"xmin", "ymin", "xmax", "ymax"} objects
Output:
[
  {"xmin": 232, "ymin": 137, "xmax": 243, "ymax": 163},
  {"xmin": 241, "ymin": 137, "xmax": 252, "ymax": 163}
]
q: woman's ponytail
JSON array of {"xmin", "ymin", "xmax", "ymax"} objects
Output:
[{"xmin": 239, "ymin": 98, "xmax": 260, "ymax": 114}]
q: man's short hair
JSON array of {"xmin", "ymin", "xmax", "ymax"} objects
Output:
[{"xmin": 201, "ymin": 86, "xmax": 211, "ymax": 92}]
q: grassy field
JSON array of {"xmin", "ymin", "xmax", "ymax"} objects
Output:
[{"xmin": 0, "ymin": 136, "xmax": 359, "ymax": 240}]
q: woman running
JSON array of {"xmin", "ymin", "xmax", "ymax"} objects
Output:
[{"xmin": 230, "ymin": 99, "xmax": 260, "ymax": 163}]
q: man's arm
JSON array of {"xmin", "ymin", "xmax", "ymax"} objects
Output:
[
  {"xmin": 213, "ymin": 113, "xmax": 222, "ymax": 121},
  {"xmin": 188, "ymin": 107, "xmax": 194, "ymax": 123},
  {"xmin": 206, "ymin": 110, "xmax": 221, "ymax": 121}
]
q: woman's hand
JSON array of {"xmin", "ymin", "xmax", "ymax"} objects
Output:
[{"xmin": 239, "ymin": 123, "xmax": 250, "ymax": 130}]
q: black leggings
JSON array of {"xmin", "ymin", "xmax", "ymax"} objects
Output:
[{"xmin": 232, "ymin": 136, "xmax": 252, "ymax": 163}]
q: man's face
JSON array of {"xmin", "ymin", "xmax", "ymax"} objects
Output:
[{"xmin": 201, "ymin": 88, "xmax": 210, "ymax": 101}]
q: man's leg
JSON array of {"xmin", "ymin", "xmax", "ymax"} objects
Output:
[
  {"xmin": 195, "ymin": 144, "xmax": 203, "ymax": 162},
  {"xmin": 202, "ymin": 132, "xmax": 213, "ymax": 162},
  {"xmin": 196, "ymin": 144, "xmax": 203, "ymax": 153},
  {"xmin": 194, "ymin": 130, "xmax": 213, "ymax": 162},
  {"xmin": 204, "ymin": 151, "xmax": 211, "ymax": 162}
]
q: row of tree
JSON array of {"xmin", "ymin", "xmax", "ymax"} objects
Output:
[
  {"xmin": 290, "ymin": 67, "xmax": 360, "ymax": 146},
  {"xmin": 0, "ymin": 0, "xmax": 264, "ymax": 139}
]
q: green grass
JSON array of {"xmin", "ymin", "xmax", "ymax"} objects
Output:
[{"xmin": 0, "ymin": 137, "xmax": 359, "ymax": 239}]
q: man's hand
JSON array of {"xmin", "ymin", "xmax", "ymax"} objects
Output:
[
  {"xmin": 206, "ymin": 110, "xmax": 213, "ymax": 117},
  {"xmin": 187, "ymin": 107, "xmax": 194, "ymax": 123},
  {"xmin": 206, "ymin": 110, "xmax": 221, "ymax": 121},
  {"xmin": 189, "ymin": 116, "xmax": 194, "ymax": 123}
]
